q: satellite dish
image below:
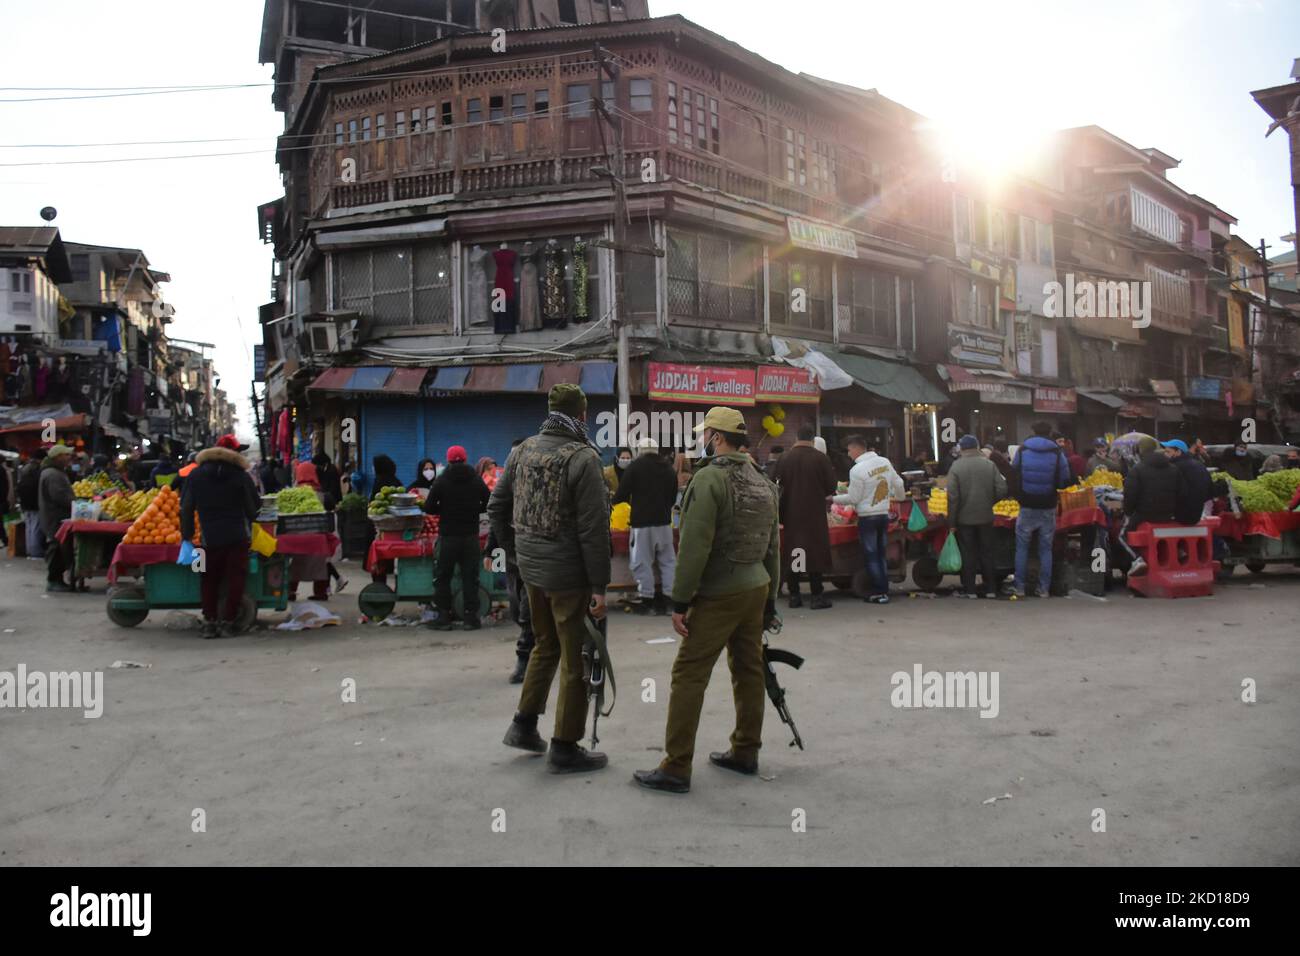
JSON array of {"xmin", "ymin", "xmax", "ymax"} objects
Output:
[{"xmin": 39, "ymin": 206, "xmax": 57, "ymax": 222}]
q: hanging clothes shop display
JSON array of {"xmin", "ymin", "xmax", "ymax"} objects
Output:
[
  {"xmin": 542, "ymin": 240, "xmax": 566, "ymax": 326},
  {"xmin": 518, "ymin": 242, "xmax": 542, "ymax": 332},
  {"xmin": 491, "ymin": 245, "xmax": 518, "ymax": 334},
  {"xmin": 468, "ymin": 245, "xmax": 491, "ymax": 329},
  {"xmin": 571, "ymin": 237, "xmax": 590, "ymax": 322}
]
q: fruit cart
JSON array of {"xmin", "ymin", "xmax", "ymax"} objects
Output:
[
  {"xmin": 53, "ymin": 519, "xmax": 132, "ymax": 589},
  {"xmin": 822, "ymin": 516, "xmax": 908, "ymax": 596},
  {"xmin": 1212, "ymin": 509, "xmax": 1300, "ymax": 577},
  {"xmin": 359, "ymin": 527, "xmax": 506, "ymax": 621}
]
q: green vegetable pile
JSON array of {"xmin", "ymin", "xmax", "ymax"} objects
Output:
[
  {"xmin": 277, "ymin": 486, "xmax": 325, "ymax": 514},
  {"xmin": 1228, "ymin": 476, "xmax": 1292, "ymax": 514},
  {"xmin": 337, "ymin": 492, "xmax": 367, "ymax": 513},
  {"xmin": 1255, "ymin": 468, "xmax": 1300, "ymax": 505},
  {"xmin": 368, "ymin": 485, "xmax": 407, "ymax": 517}
]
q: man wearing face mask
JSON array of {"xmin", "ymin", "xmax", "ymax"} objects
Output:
[
  {"xmin": 634, "ymin": 407, "xmax": 781, "ymax": 794},
  {"xmin": 1221, "ymin": 442, "xmax": 1258, "ymax": 482},
  {"xmin": 603, "ymin": 446, "xmax": 632, "ymax": 494}
]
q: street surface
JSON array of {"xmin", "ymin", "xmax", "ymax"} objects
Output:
[{"xmin": 1, "ymin": 555, "xmax": 1297, "ymax": 866}]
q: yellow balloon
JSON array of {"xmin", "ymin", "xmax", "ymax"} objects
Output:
[
  {"xmin": 769, "ymin": 422, "xmax": 785, "ymax": 437},
  {"xmin": 770, "ymin": 405, "xmax": 785, "ymax": 421},
  {"xmin": 761, "ymin": 415, "xmax": 776, "ymax": 431}
]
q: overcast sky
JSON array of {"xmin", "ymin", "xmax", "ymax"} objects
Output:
[{"xmin": 2, "ymin": 0, "xmax": 1295, "ymax": 439}]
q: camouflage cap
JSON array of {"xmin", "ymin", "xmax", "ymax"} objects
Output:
[
  {"xmin": 693, "ymin": 406, "xmax": 747, "ymax": 434},
  {"xmin": 548, "ymin": 382, "xmax": 587, "ymax": 416}
]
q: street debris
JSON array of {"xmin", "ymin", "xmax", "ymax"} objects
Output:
[
  {"xmin": 982, "ymin": 793, "xmax": 1013, "ymax": 805},
  {"xmin": 164, "ymin": 611, "xmax": 203, "ymax": 630},
  {"xmin": 109, "ymin": 660, "xmax": 151, "ymax": 669},
  {"xmin": 645, "ymin": 636, "xmax": 676, "ymax": 645},
  {"xmin": 276, "ymin": 602, "xmax": 342, "ymax": 631}
]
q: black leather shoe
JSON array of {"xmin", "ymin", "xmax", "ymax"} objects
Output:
[
  {"xmin": 502, "ymin": 719, "xmax": 547, "ymax": 753},
  {"xmin": 809, "ymin": 594, "xmax": 832, "ymax": 610},
  {"xmin": 633, "ymin": 768, "xmax": 690, "ymax": 793},
  {"xmin": 787, "ymin": 593, "xmax": 803, "ymax": 609},
  {"xmin": 547, "ymin": 741, "xmax": 607, "ymax": 774},
  {"xmin": 709, "ymin": 750, "xmax": 758, "ymax": 775},
  {"xmin": 508, "ymin": 657, "xmax": 528, "ymax": 684},
  {"xmin": 652, "ymin": 592, "xmax": 669, "ymax": 616},
  {"xmin": 461, "ymin": 616, "xmax": 481, "ymax": 631},
  {"xmin": 200, "ymin": 620, "xmax": 221, "ymax": 640}
]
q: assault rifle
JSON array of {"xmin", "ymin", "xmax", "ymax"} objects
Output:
[
  {"xmin": 581, "ymin": 612, "xmax": 616, "ymax": 747},
  {"xmin": 761, "ymin": 610, "xmax": 804, "ymax": 750}
]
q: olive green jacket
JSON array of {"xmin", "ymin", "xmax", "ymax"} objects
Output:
[{"xmin": 671, "ymin": 452, "xmax": 780, "ymax": 612}]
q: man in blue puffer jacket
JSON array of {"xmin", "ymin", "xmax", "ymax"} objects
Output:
[{"xmin": 1010, "ymin": 421, "xmax": 1072, "ymax": 597}]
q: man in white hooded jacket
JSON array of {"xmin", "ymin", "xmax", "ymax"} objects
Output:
[{"xmin": 832, "ymin": 435, "xmax": 904, "ymax": 604}]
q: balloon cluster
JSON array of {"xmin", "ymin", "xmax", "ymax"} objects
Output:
[{"xmin": 761, "ymin": 404, "xmax": 785, "ymax": 439}]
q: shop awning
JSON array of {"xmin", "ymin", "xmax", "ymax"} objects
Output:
[
  {"xmin": 939, "ymin": 365, "xmax": 1033, "ymax": 405},
  {"xmin": 502, "ymin": 365, "xmax": 543, "ymax": 392},
  {"xmin": 1077, "ymin": 388, "xmax": 1127, "ymax": 410},
  {"xmin": 428, "ymin": 366, "xmax": 471, "ymax": 391},
  {"xmin": 579, "ymin": 361, "xmax": 617, "ymax": 396},
  {"xmin": 307, "ymin": 366, "xmax": 428, "ymax": 394},
  {"xmin": 307, "ymin": 367, "xmax": 356, "ymax": 392},
  {"xmin": 314, "ymin": 219, "xmax": 447, "ymax": 250},
  {"xmin": 820, "ymin": 349, "xmax": 947, "ymax": 405},
  {"xmin": 0, "ymin": 413, "xmax": 89, "ymax": 435}
]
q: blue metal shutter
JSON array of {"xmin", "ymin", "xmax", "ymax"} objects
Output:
[
  {"xmin": 423, "ymin": 397, "xmax": 545, "ymax": 468},
  {"xmin": 362, "ymin": 401, "xmax": 426, "ymax": 492}
]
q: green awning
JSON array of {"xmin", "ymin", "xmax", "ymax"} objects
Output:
[{"xmin": 821, "ymin": 348, "xmax": 948, "ymax": 405}]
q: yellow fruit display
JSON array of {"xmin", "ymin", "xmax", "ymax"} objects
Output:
[
  {"xmin": 102, "ymin": 488, "xmax": 158, "ymax": 522},
  {"xmin": 1082, "ymin": 469, "xmax": 1123, "ymax": 488},
  {"xmin": 122, "ymin": 486, "xmax": 185, "ymax": 546},
  {"xmin": 993, "ymin": 498, "xmax": 1020, "ymax": 518},
  {"xmin": 610, "ymin": 502, "xmax": 631, "ymax": 531},
  {"xmin": 927, "ymin": 488, "xmax": 948, "ymax": 516}
]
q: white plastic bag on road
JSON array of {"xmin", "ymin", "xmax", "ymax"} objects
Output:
[{"xmin": 276, "ymin": 601, "xmax": 342, "ymax": 631}]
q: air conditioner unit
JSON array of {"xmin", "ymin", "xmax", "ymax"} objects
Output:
[{"xmin": 306, "ymin": 322, "xmax": 339, "ymax": 353}]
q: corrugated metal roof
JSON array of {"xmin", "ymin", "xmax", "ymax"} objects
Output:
[{"xmin": 825, "ymin": 350, "xmax": 948, "ymax": 405}]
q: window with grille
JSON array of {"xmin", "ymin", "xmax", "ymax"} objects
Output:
[
  {"xmin": 334, "ymin": 122, "xmax": 344, "ymax": 145},
  {"xmin": 838, "ymin": 264, "xmax": 897, "ymax": 342},
  {"xmin": 783, "ymin": 127, "xmax": 807, "ymax": 186},
  {"xmin": 362, "ymin": 117, "xmax": 371, "ymax": 141},
  {"xmin": 334, "ymin": 243, "xmax": 452, "ymax": 330},
  {"xmin": 630, "ymin": 78, "xmax": 652, "ymax": 113},
  {"xmin": 952, "ymin": 275, "xmax": 994, "ymax": 329},
  {"xmin": 441, "ymin": 102, "xmax": 453, "ymax": 126},
  {"xmin": 348, "ymin": 119, "xmax": 359, "ymax": 143},
  {"xmin": 810, "ymin": 138, "xmax": 833, "ymax": 194},
  {"xmin": 682, "ymin": 88, "xmax": 694, "ymax": 148},
  {"xmin": 410, "ymin": 108, "xmax": 421, "ymax": 133},
  {"xmin": 667, "ymin": 229, "xmax": 761, "ymax": 327},
  {"xmin": 535, "ymin": 89, "xmax": 549, "ymax": 114},
  {"xmin": 511, "ymin": 93, "xmax": 526, "ymax": 117},
  {"xmin": 709, "ymin": 98, "xmax": 719, "ymax": 154},
  {"xmin": 489, "ymin": 95, "xmax": 504, "ymax": 121},
  {"xmin": 565, "ymin": 84, "xmax": 593, "ymax": 150},
  {"xmin": 395, "ymin": 111, "xmax": 406, "ymax": 136},
  {"xmin": 376, "ymin": 113, "xmax": 386, "ymax": 139},
  {"xmin": 667, "ymin": 82, "xmax": 678, "ymax": 145},
  {"xmin": 770, "ymin": 254, "xmax": 828, "ymax": 333},
  {"xmin": 467, "ymin": 98, "xmax": 482, "ymax": 124}
]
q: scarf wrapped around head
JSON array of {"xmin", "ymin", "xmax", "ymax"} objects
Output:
[
  {"xmin": 294, "ymin": 460, "xmax": 321, "ymax": 489},
  {"xmin": 540, "ymin": 410, "xmax": 593, "ymax": 447}
]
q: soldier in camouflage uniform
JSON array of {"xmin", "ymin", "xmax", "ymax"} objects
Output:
[
  {"xmin": 634, "ymin": 407, "xmax": 781, "ymax": 794},
  {"xmin": 488, "ymin": 383, "xmax": 612, "ymax": 774}
]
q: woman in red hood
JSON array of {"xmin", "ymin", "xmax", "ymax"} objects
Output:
[{"xmin": 287, "ymin": 460, "xmax": 337, "ymax": 601}]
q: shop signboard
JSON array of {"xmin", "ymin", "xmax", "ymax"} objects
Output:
[
  {"xmin": 1032, "ymin": 386, "xmax": 1077, "ymax": 414},
  {"xmin": 947, "ymin": 327, "xmax": 1006, "ymax": 368},
  {"xmin": 57, "ymin": 339, "xmax": 106, "ymax": 356},
  {"xmin": 754, "ymin": 365, "xmax": 819, "ymax": 404},
  {"xmin": 828, "ymin": 413, "xmax": 892, "ymax": 428},
  {"xmin": 787, "ymin": 217, "xmax": 858, "ymax": 259},
  {"xmin": 1187, "ymin": 377, "xmax": 1222, "ymax": 400},
  {"xmin": 254, "ymin": 345, "xmax": 266, "ymax": 382},
  {"xmin": 647, "ymin": 362, "xmax": 756, "ymax": 406}
]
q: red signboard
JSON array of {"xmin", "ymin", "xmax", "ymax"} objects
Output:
[
  {"xmin": 647, "ymin": 363, "xmax": 756, "ymax": 406},
  {"xmin": 1032, "ymin": 386, "xmax": 1077, "ymax": 414},
  {"xmin": 754, "ymin": 365, "xmax": 820, "ymax": 404}
]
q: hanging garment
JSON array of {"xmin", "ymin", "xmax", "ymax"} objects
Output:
[
  {"xmin": 33, "ymin": 360, "xmax": 49, "ymax": 401},
  {"xmin": 518, "ymin": 246, "xmax": 542, "ymax": 331},
  {"xmin": 468, "ymin": 247, "xmax": 491, "ymax": 329},
  {"xmin": 542, "ymin": 243, "xmax": 566, "ymax": 324},
  {"xmin": 572, "ymin": 238, "xmax": 590, "ymax": 321},
  {"xmin": 491, "ymin": 247, "xmax": 518, "ymax": 335},
  {"xmin": 0, "ymin": 342, "xmax": 8, "ymax": 401},
  {"xmin": 17, "ymin": 362, "xmax": 33, "ymax": 402}
]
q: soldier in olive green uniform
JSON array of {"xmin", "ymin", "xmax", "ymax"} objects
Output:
[
  {"xmin": 634, "ymin": 407, "xmax": 781, "ymax": 793},
  {"xmin": 488, "ymin": 384, "xmax": 612, "ymax": 774}
]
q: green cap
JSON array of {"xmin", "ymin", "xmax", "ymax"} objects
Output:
[
  {"xmin": 548, "ymin": 383, "xmax": 587, "ymax": 417},
  {"xmin": 47, "ymin": 444, "xmax": 74, "ymax": 459}
]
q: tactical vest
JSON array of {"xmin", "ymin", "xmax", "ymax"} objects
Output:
[
  {"xmin": 511, "ymin": 436, "xmax": 593, "ymax": 539},
  {"xmin": 713, "ymin": 456, "xmax": 778, "ymax": 565}
]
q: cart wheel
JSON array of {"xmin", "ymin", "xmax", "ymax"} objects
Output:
[
  {"xmin": 106, "ymin": 586, "xmax": 148, "ymax": 628},
  {"xmin": 1215, "ymin": 563, "xmax": 1236, "ymax": 582},
  {"xmin": 1245, "ymin": 560, "xmax": 1267, "ymax": 575},
  {"xmin": 831, "ymin": 578, "xmax": 854, "ymax": 591},
  {"xmin": 850, "ymin": 569, "xmax": 871, "ymax": 598},
  {"xmin": 234, "ymin": 595, "xmax": 257, "ymax": 632},
  {"xmin": 454, "ymin": 585, "xmax": 493, "ymax": 620},
  {"xmin": 359, "ymin": 583, "xmax": 397, "ymax": 621},
  {"xmin": 911, "ymin": 557, "xmax": 942, "ymax": 592}
]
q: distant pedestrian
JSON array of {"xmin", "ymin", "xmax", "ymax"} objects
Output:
[
  {"xmin": 764, "ymin": 445, "xmax": 785, "ymax": 480},
  {"xmin": 1119, "ymin": 437, "xmax": 1184, "ymax": 575},
  {"xmin": 38, "ymin": 444, "xmax": 75, "ymax": 592},
  {"xmin": 181, "ymin": 435, "xmax": 259, "ymax": 638},
  {"xmin": 409, "ymin": 458, "xmax": 438, "ymax": 492},
  {"xmin": 613, "ymin": 437, "xmax": 679, "ymax": 614},
  {"xmin": 987, "ymin": 436, "xmax": 1014, "ymax": 484},
  {"xmin": 17, "ymin": 448, "xmax": 47, "ymax": 558},
  {"xmin": 372, "ymin": 454, "xmax": 399, "ymax": 497},
  {"xmin": 313, "ymin": 452, "xmax": 343, "ymax": 503},
  {"xmin": 946, "ymin": 434, "xmax": 1007, "ymax": 599},
  {"xmin": 426, "ymin": 445, "xmax": 491, "ymax": 631},
  {"xmin": 604, "ymin": 446, "xmax": 632, "ymax": 494},
  {"xmin": 1056, "ymin": 436, "xmax": 1087, "ymax": 480},
  {"xmin": 773, "ymin": 424, "xmax": 837, "ymax": 610},
  {"xmin": 287, "ymin": 461, "xmax": 331, "ymax": 602},
  {"xmin": 1011, "ymin": 421, "xmax": 1073, "ymax": 598},
  {"xmin": 833, "ymin": 434, "xmax": 903, "ymax": 604},
  {"xmin": 1165, "ymin": 439, "xmax": 1217, "ymax": 525},
  {"xmin": 1221, "ymin": 442, "xmax": 1257, "ymax": 481}
]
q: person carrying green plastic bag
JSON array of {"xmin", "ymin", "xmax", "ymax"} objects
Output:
[{"xmin": 937, "ymin": 529, "xmax": 962, "ymax": 574}]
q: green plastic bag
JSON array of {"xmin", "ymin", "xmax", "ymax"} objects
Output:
[
  {"xmin": 906, "ymin": 502, "xmax": 927, "ymax": 533},
  {"xmin": 937, "ymin": 531, "xmax": 962, "ymax": 574}
]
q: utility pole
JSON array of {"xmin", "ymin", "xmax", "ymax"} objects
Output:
[
  {"xmin": 1254, "ymin": 237, "xmax": 1271, "ymax": 408},
  {"xmin": 250, "ymin": 384, "xmax": 266, "ymax": 459},
  {"xmin": 593, "ymin": 44, "xmax": 631, "ymax": 416}
]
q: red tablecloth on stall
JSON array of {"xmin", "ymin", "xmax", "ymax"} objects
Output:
[
  {"xmin": 54, "ymin": 520, "xmax": 132, "ymax": 546},
  {"xmin": 1213, "ymin": 510, "xmax": 1300, "ymax": 541},
  {"xmin": 108, "ymin": 532, "xmax": 340, "ymax": 583},
  {"xmin": 363, "ymin": 530, "xmax": 489, "ymax": 574}
]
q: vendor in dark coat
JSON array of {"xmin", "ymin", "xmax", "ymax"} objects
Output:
[
  {"xmin": 1118, "ymin": 437, "xmax": 1184, "ymax": 575},
  {"xmin": 772, "ymin": 424, "xmax": 839, "ymax": 609}
]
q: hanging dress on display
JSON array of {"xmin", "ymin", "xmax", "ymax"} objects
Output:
[
  {"xmin": 491, "ymin": 246, "xmax": 519, "ymax": 334},
  {"xmin": 518, "ymin": 243, "xmax": 542, "ymax": 332},
  {"xmin": 468, "ymin": 246, "xmax": 490, "ymax": 329},
  {"xmin": 542, "ymin": 241, "xmax": 566, "ymax": 326},
  {"xmin": 571, "ymin": 238, "xmax": 590, "ymax": 322}
]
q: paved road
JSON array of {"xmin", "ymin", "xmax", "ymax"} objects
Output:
[{"xmin": 1, "ymin": 555, "xmax": 1297, "ymax": 866}]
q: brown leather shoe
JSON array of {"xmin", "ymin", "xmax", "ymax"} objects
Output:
[
  {"xmin": 632, "ymin": 768, "xmax": 690, "ymax": 793},
  {"xmin": 709, "ymin": 750, "xmax": 758, "ymax": 775}
]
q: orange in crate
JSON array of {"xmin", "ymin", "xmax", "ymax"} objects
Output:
[{"xmin": 122, "ymin": 485, "xmax": 186, "ymax": 546}]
